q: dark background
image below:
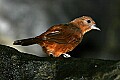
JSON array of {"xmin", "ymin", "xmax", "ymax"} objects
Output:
[{"xmin": 0, "ymin": 0, "xmax": 120, "ymax": 59}]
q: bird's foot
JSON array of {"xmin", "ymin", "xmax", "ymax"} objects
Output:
[
  {"xmin": 62, "ymin": 53, "xmax": 71, "ymax": 58},
  {"xmin": 49, "ymin": 53, "xmax": 71, "ymax": 58}
]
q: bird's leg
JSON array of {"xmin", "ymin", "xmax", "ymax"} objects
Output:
[
  {"xmin": 49, "ymin": 52, "xmax": 54, "ymax": 57},
  {"xmin": 49, "ymin": 54, "xmax": 54, "ymax": 57}
]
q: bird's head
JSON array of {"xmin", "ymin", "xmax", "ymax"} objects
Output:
[{"xmin": 70, "ymin": 16, "xmax": 100, "ymax": 34}]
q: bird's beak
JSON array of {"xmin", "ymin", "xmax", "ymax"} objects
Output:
[{"xmin": 91, "ymin": 24, "xmax": 101, "ymax": 31}]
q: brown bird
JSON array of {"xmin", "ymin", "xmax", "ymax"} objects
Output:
[{"xmin": 13, "ymin": 16, "xmax": 100, "ymax": 57}]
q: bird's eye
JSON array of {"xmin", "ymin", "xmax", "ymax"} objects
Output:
[{"xmin": 87, "ymin": 20, "xmax": 91, "ymax": 23}]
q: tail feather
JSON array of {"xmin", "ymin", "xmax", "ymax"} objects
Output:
[{"xmin": 13, "ymin": 38, "xmax": 40, "ymax": 46}]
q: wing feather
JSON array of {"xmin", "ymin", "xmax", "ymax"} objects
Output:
[{"xmin": 42, "ymin": 24, "xmax": 81, "ymax": 44}]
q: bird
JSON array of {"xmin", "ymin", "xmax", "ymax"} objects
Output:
[{"xmin": 13, "ymin": 16, "xmax": 100, "ymax": 58}]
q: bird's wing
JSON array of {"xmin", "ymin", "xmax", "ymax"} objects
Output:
[{"xmin": 43, "ymin": 24, "xmax": 81, "ymax": 44}]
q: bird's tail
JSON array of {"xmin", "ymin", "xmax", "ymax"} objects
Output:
[{"xmin": 13, "ymin": 37, "xmax": 41, "ymax": 46}]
